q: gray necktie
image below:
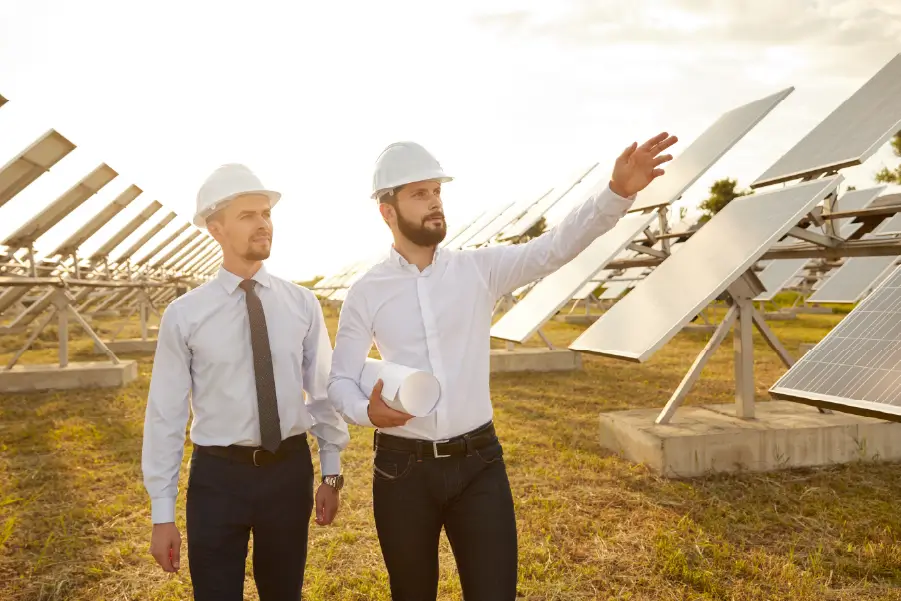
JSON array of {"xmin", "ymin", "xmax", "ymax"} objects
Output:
[{"xmin": 239, "ymin": 279, "xmax": 282, "ymax": 453}]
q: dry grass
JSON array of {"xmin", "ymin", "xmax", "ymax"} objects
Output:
[{"xmin": 1, "ymin": 304, "xmax": 901, "ymax": 600}]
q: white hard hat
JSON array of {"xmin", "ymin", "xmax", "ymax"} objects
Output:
[
  {"xmin": 194, "ymin": 163, "xmax": 281, "ymax": 228},
  {"xmin": 371, "ymin": 141, "xmax": 453, "ymax": 200}
]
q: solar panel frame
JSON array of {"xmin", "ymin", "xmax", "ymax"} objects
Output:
[
  {"xmin": 751, "ymin": 53, "xmax": 901, "ymax": 189},
  {"xmin": 569, "ymin": 176, "xmax": 843, "ymax": 362},
  {"xmin": 629, "ymin": 87, "xmax": 794, "ymax": 213},
  {"xmin": 490, "ymin": 211, "xmax": 657, "ymax": 343},
  {"xmin": 770, "ymin": 263, "xmax": 901, "ymax": 421},
  {"xmin": 43, "ymin": 184, "xmax": 143, "ymax": 258}
]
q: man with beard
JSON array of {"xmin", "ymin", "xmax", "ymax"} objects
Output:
[
  {"xmin": 328, "ymin": 136, "xmax": 677, "ymax": 600},
  {"xmin": 142, "ymin": 163, "xmax": 350, "ymax": 601}
]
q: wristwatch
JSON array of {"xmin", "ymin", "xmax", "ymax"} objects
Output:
[{"xmin": 322, "ymin": 474, "xmax": 344, "ymax": 491}]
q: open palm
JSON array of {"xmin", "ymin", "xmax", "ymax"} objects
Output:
[{"xmin": 610, "ymin": 132, "xmax": 678, "ymax": 198}]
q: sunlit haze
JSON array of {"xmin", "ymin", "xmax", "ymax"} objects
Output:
[{"xmin": 1, "ymin": 0, "xmax": 900, "ymax": 280}]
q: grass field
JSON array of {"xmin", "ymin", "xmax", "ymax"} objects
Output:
[{"xmin": 2, "ymin": 303, "xmax": 901, "ymax": 600}]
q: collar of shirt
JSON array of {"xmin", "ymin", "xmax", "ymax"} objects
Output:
[
  {"xmin": 216, "ymin": 263, "xmax": 272, "ymax": 294},
  {"xmin": 388, "ymin": 245, "xmax": 444, "ymax": 274}
]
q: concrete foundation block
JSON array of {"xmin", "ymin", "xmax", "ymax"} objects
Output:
[
  {"xmin": 795, "ymin": 306, "xmax": 834, "ymax": 314},
  {"xmin": 556, "ymin": 314, "xmax": 600, "ymax": 325},
  {"xmin": 0, "ymin": 361, "xmax": 139, "ymax": 393},
  {"xmin": 598, "ymin": 401, "xmax": 901, "ymax": 478},
  {"xmin": 764, "ymin": 311, "xmax": 797, "ymax": 321},
  {"xmin": 94, "ymin": 339, "xmax": 158, "ymax": 354},
  {"xmin": 490, "ymin": 348, "xmax": 582, "ymax": 373},
  {"xmin": 682, "ymin": 324, "xmax": 717, "ymax": 334}
]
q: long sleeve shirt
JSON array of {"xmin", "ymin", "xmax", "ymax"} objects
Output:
[
  {"xmin": 328, "ymin": 181, "xmax": 634, "ymax": 440},
  {"xmin": 142, "ymin": 264, "xmax": 350, "ymax": 524}
]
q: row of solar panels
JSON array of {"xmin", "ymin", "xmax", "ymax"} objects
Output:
[
  {"xmin": 313, "ymin": 52, "xmax": 901, "ymax": 423},
  {"xmin": 0, "ymin": 100, "xmax": 221, "ymax": 296}
]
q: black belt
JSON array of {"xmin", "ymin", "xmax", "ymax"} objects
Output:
[
  {"xmin": 374, "ymin": 421, "xmax": 497, "ymax": 460},
  {"xmin": 194, "ymin": 433, "xmax": 307, "ymax": 467}
]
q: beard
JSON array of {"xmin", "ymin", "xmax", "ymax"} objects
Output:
[
  {"xmin": 243, "ymin": 235, "xmax": 272, "ymax": 261},
  {"xmin": 396, "ymin": 208, "xmax": 447, "ymax": 247}
]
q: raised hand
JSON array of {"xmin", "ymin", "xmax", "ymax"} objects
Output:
[{"xmin": 610, "ymin": 132, "xmax": 678, "ymax": 198}]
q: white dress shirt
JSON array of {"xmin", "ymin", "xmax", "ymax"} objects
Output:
[
  {"xmin": 142, "ymin": 264, "xmax": 350, "ymax": 524},
  {"xmin": 328, "ymin": 182, "xmax": 634, "ymax": 441}
]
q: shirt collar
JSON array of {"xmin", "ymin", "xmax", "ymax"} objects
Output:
[
  {"xmin": 216, "ymin": 263, "xmax": 272, "ymax": 294},
  {"xmin": 388, "ymin": 245, "xmax": 442, "ymax": 271}
]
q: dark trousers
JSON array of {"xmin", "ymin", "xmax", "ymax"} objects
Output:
[
  {"xmin": 186, "ymin": 437, "xmax": 314, "ymax": 601},
  {"xmin": 372, "ymin": 427, "xmax": 518, "ymax": 601}
]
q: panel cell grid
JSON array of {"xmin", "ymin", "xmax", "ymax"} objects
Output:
[{"xmin": 771, "ymin": 264, "xmax": 901, "ymax": 419}]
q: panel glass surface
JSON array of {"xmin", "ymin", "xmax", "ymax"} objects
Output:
[
  {"xmin": 770, "ymin": 263, "xmax": 901, "ymax": 421},
  {"xmin": 490, "ymin": 212, "xmax": 657, "ymax": 343},
  {"xmin": 569, "ymin": 177, "xmax": 842, "ymax": 361},
  {"xmin": 752, "ymin": 53, "xmax": 901, "ymax": 188},
  {"xmin": 629, "ymin": 88, "xmax": 793, "ymax": 212},
  {"xmin": 447, "ymin": 201, "xmax": 514, "ymax": 250}
]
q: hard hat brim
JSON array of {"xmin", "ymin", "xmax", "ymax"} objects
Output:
[
  {"xmin": 371, "ymin": 175, "xmax": 453, "ymax": 200},
  {"xmin": 193, "ymin": 189, "xmax": 281, "ymax": 229}
]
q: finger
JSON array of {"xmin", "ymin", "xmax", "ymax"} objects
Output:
[
  {"xmin": 651, "ymin": 135, "xmax": 679, "ymax": 154},
  {"xmin": 153, "ymin": 549, "xmax": 174, "ymax": 572},
  {"xmin": 652, "ymin": 168, "xmax": 665, "ymax": 177},
  {"xmin": 639, "ymin": 132, "xmax": 668, "ymax": 151},
  {"xmin": 171, "ymin": 540, "xmax": 181, "ymax": 571},
  {"xmin": 620, "ymin": 142, "xmax": 637, "ymax": 160},
  {"xmin": 652, "ymin": 154, "xmax": 673, "ymax": 167},
  {"xmin": 315, "ymin": 491, "xmax": 326, "ymax": 525}
]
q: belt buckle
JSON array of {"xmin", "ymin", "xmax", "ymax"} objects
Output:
[
  {"xmin": 432, "ymin": 439, "xmax": 451, "ymax": 459},
  {"xmin": 253, "ymin": 449, "xmax": 263, "ymax": 467}
]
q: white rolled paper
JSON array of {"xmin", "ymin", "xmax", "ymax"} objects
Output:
[{"xmin": 360, "ymin": 358, "xmax": 441, "ymax": 417}]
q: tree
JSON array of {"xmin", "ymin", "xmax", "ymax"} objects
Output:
[
  {"xmin": 518, "ymin": 216, "xmax": 547, "ymax": 243},
  {"xmin": 697, "ymin": 178, "xmax": 752, "ymax": 223},
  {"xmin": 874, "ymin": 132, "xmax": 901, "ymax": 185}
]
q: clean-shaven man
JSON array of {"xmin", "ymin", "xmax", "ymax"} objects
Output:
[
  {"xmin": 142, "ymin": 163, "xmax": 350, "ymax": 601},
  {"xmin": 328, "ymin": 134, "xmax": 677, "ymax": 600}
]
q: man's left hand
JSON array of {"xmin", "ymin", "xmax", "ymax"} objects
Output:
[
  {"xmin": 315, "ymin": 482, "xmax": 340, "ymax": 526},
  {"xmin": 610, "ymin": 132, "xmax": 678, "ymax": 198}
]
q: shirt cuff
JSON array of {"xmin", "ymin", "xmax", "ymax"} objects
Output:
[
  {"xmin": 319, "ymin": 448, "xmax": 341, "ymax": 476},
  {"xmin": 347, "ymin": 396, "xmax": 375, "ymax": 428},
  {"xmin": 151, "ymin": 497, "xmax": 177, "ymax": 524}
]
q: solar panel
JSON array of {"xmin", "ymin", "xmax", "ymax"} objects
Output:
[
  {"xmin": 573, "ymin": 277, "xmax": 605, "ymax": 301},
  {"xmin": 752, "ymin": 53, "xmax": 901, "ymax": 189},
  {"xmin": 770, "ymin": 263, "xmax": 901, "ymax": 421},
  {"xmin": 754, "ymin": 258, "xmax": 808, "ymax": 301},
  {"xmin": 629, "ymin": 87, "xmax": 793, "ymax": 213},
  {"xmin": 0, "ymin": 129, "xmax": 76, "ymax": 210},
  {"xmin": 806, "ymin": 212, "xmax": 901, "ymax": 304},
  {"xmin": 441, "ymin": 209, "xmax": 487, "ymax": 249},
  {"xmin": 490, "ymin": 211, "xmax": 657, "ymax": 343},
  {"xmin": 88, "ymin": 200, "xmax": 162, "ymax": 260},
  {"xmin": 43, "ymin": 184, "xmax": 143, "ymax": 259},
  {"xmin": 112, "ymin": 212, "xmax": 177, "ymax": 264},
  {"xmin": 2, "ymin": 163, "xmax": 118, "ymax": 249},
  {"xmin": 497, "ymin": 163, "xmax": 598, "ymax": 241},
  {"xmin": 569, "ymin": 176, "xmax": 843, "ymax": 361},
  {"xmin": 447, "ymin": 200, "xmax": 515, "ymax": 250},
  {"xmin": 464, "ymin": 189, "xmax": 552, "ymax": 248}
]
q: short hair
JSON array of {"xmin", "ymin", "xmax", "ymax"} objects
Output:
[{"xmin": 205, "ymin": 208, "xmax": 225, "ymax": 226}]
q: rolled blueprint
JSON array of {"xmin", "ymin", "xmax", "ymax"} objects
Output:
[{"xmin": 360, "ymin": 358, "xmax": 441, "ymax": 417}]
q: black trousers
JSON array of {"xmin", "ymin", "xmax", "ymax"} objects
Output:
[
  {"xmin": 372, "ymin": 426, "xmax": 518, "ymax": 601},
  {"xmin": 186, "ymin": 437, "xmax": 314, "ymax": 601}
]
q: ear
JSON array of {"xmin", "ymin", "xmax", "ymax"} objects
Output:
[{"xmin": 378, "ymin": 202, "xmax": 395, "ymax": 224}]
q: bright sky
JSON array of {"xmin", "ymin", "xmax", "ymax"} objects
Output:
[{"xmin": 1, "ymin": 0, "xmax": 900, "ymax": 280}]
